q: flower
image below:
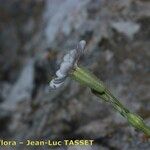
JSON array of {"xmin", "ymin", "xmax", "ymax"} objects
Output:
[{"xmin": 49, "ymin": 40, "xmax": 86, "ymax": 90}]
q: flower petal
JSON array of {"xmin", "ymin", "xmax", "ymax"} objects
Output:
[
  {"xmin": 49, "ymin": 79, "xmax": 64, "ymax": 89},
  {"xmin": 77, "ymin": 40, "xmax": 86, "ymax": 54},
  {"xmin": 59, "ymin": 61, "xmax": 73, "ymax": 75},
  {"xmin": 49, "ymin": 40, "xmax": 86, "ymax": 90}
]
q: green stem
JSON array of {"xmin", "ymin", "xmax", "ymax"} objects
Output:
[{"xmin": 70, "ymin": 66, "xmax": 150, "ymax": 136}]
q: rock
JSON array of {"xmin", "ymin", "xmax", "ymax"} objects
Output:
[
  {"xmin": 68, "ymin": 145, "xmax": 108, "ymax": 150},
  {"xmin": 0, "ymin": 82, "xmax": 11, "ymax": 103},
  {"xmin": 0, "ymin": 107, "xmax": 11, "ymax": 137},
  {"xmin": 76, "ymin": 118, "xmax": 114, "ymax": 138},
  {"xmin": 2, "ymin": 59, "xmax": 34, "ymax": 111},
  {"xmin": 119, "ymin": 59, "xmax": 135, "ymax": 74},
  {"xmin": 111, "ymin": 21, "xmax": 140, "ymax": 38},
  {"xmin": 104, "ymin": 50, "xmax": 114, "ymax": 62},
  {"xmin": 44, "ymin": 0, "xmax": 89, "ymax": 47}
]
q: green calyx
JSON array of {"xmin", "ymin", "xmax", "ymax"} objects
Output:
[
  {"xmin": 70, "ymin": 66, "xmax": 150, "ymax": 136},
  {"xmin": 70, "ymin": 66, "xmax": 105, "ymax": 93}
]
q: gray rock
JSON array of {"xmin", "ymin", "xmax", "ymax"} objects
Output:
[
  {"xmin": 44, "ymin": 0, "xmax": 89, "ymax": 47},
  {"xmin": 2, "ymin": 59, "xmax": 34, "ymax": 111},
  {"xmin": 111, "ymin": 21, "xmax": 140, "ymax": 38},
  {"xmin": 68, "ymin": 145, "xmax": 108, "ymax": 150}
]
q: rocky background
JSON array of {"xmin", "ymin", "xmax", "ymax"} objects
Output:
[{"xmin": 0, "ymin": 0, "xmax": 150, "ymax": 149}]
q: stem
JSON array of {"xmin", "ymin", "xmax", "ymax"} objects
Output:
[{"xmin": 70, "ymin": 66, "xmax": 150, "ymax": 136}]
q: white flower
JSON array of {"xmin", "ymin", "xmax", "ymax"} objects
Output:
[{"xmin": 50, "ymin": 40, "xmax": 86, "ymax": 90}]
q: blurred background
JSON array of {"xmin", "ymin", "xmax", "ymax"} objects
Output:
[{"xmin": 0, "ymin": 0, "xmax": 150, "ymax": 149}]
